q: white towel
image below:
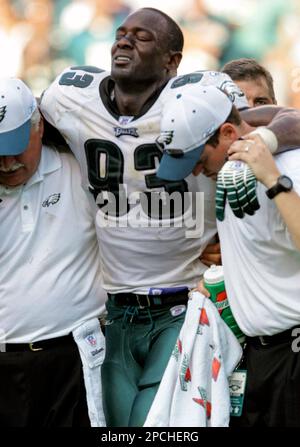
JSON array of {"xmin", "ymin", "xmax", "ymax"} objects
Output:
[
  {"xmin": 144, "ymin": 291, "xmax": 242, "ymax": 427},
  {"xmin": 72, "ymin": 318, "xmax": 106, "ymax": 427}
]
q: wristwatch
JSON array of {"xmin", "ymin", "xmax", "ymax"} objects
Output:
[{"xmin": 265, "ymin": 175, "xmax": 293, "ymax": 199}]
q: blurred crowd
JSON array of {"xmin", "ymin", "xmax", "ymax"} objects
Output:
[{"xmin": 2, "ymin": 0, "xmax": 300, "ymax": 107}]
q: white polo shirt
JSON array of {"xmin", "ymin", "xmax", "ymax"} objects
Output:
[
  {"xmin": 218, "ymin": 150, "xmax": 300, "ymax": 336},
  {"xmin": 0, "ymin": 146, "xmax": 106, "ymax": 343}
]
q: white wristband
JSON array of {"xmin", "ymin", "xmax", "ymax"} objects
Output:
[{"xmin": 249, "ymin": 127, "xmax": 278, "ymax": 154}]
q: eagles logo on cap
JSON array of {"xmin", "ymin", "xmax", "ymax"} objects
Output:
[
  {"xmin": 0, "ymin": 106, "xmax": 7, "ymax": 124},
  {"xmin": 0, "ymin": 78, "xmax": 37, "ymax": 156},
  {"xmin": 157, "ymin": 85, "xmax": 234, "ymax": 181},
  {"xmin": 159, "ymin": 130, "xmax": 174, "ymax": 145}
]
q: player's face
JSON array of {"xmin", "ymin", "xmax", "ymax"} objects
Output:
[
  {"xmin": 0, "ymin": 124, "xmax": 43, "ymax": 187},
  {"xmin": 193, "ymin": 143, "xmax": 229, "ymax": 180},
  {"xmin": 111, "ymin": 10, "xmax": 170, "ymax": 83},
  {"xmin": 192, "ymin": 125, "xmax": 238, "ymax": 179},
  {"xmin": 235, "ymin": 77, "xmax": 275, "ymax": 107}
]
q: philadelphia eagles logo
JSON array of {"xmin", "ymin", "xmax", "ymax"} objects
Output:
[
  {"xmin": 0, "ymin": 106, "xmax": 7, "ymax": 123},
  {"xmin": 219, "ymin": 80, "xmax": 245, "ymax": 102},
  {"xmin": 157, "ymin": 130, "xmax": 174, "ymax": 147},
  {"xmin": 114, "ymin": 127, "xmax": 139, "ymax": 138},
  {"xmin": 42, "ymin": 193, "xmax": 61, "ymax": 208}
]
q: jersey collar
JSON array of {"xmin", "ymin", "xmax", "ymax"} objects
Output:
[
  {"xmin": 99, "ymin": 76, "xmax": 168, "ymax": 121},
  {"xmin": 25, "ymin": 146, "xmax": 62, "ymax": 190}
]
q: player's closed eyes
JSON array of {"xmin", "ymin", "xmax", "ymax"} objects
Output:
[
  {"xmin": 135, "ymin": 32, "xmax": 152, "ymax": 41},
  {"xmin": 115, "ymin": 30, "xmax": 152, "ymax": 42},
  {"xmin": 115, "ymin": 32, "xmax": 126, "ymax": 41}
]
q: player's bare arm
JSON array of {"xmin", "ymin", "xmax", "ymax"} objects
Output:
[
  {"xmin": 241, "ymin": 104, "xmax": 284, "ymax": 127},
  {"xmin": 241, "ymin": 105, "xmax": 300, "ymax": 152},
  {"xmin": 200, "ymin": 242, "xmax": 222, "ymax": 267},
  {"xmin": 41, "ymin": 117, "xmax": 71, "ymax": 152}
]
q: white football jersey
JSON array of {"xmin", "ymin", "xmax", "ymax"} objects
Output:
[{"xmin": 40, "ymin": 67, "xmax": 220, "ymax": 293}]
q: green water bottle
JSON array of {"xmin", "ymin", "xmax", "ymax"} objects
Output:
[{"xmin": 203, "ymin": 265, "xmax": 245, "ymax": 343}]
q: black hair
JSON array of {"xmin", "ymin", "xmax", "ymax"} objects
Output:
[
  {"xmin": 206, "ymin": 105, "xmax": 241, "ymax": 147},
  {"xmin": 141, "ymin": 7, "xmax": 184, "ymax": 52}
]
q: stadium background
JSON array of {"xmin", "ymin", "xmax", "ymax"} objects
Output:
[{"xmin": 2, "ymin": 0, "xmax": 300, "ymax": 107}]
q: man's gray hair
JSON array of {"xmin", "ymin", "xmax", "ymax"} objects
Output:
[{"xmin": 31, "ymin": 106, "xmax": 42, "ymax": 130}]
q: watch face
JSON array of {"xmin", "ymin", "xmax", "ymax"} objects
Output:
[
  {"xmin": 266, "ymin": 175, "xmax": 293, "ymax": 199},
  {"xmin": 279, "ymin": 175, "xmax": 293, "ymax": 190}
]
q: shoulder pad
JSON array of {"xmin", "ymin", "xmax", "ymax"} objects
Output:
[
  {"xmin": 170, "ymin": 72, "xmax": 205, "ymax": 89},
  {"xmin": 58, "ymin": 66, "xmax": 108, "ymax": 89},
  {"xmin": 69, "ymin": 65, "xmax": 105, "ymax": 74}
]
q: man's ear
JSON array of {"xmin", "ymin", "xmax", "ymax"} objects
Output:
[
  {"xmin": 166, "ymin": 51, "xmax": 182, "ymax": 77},
  {"xmin": 219, "ymin": 122, "xmax": 238, "ymax": 143}
]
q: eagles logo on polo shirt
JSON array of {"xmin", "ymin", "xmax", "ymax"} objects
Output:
[{"xmin": 42, "ymin": 193, "xmax": 61, "ymax": 208}]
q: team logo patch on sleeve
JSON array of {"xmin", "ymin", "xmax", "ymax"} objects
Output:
[
  {"xmin": 42, "ymin": 193, "xmax": 61, "ymax": 207},
  {"xmin": 114, "ymin": 127, "xmax": 139, "ymax": 138}
]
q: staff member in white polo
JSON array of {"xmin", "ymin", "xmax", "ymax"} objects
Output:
[
  {"xmin": 0, "ymin": 78, "xmax": 106, "ymax": 427},
  {"xmin": 156, "ymin": 85, "xmax": 300, "ymax": 427}
]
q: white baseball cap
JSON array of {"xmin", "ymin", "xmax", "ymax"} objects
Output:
[
  {"xmin": 192, "ymin": 70, "xmax": 249, "ymax": 111},
  {"xmin": 156, "ymin": 85, "xmax": 233, "ymax": 181},
  {"xmin": 0, "ymin": 78, "xmax": 37, "ymax": 156}
]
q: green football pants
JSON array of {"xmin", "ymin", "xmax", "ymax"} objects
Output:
[{"xmin": 101, "ymin": 299, "xmax": 186, "ymax": 427}]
